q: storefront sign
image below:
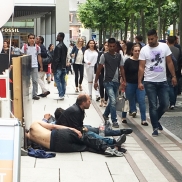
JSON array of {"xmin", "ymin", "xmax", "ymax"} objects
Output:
[{"xmin": 1, "ymin": 28, "xmax": 19, "ymax": 33}]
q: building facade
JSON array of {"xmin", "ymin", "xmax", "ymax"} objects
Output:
[{"xmin": 1, "ymin": 0, "xmax": 92, "ymax": 48}]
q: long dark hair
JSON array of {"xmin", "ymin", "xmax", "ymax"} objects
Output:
[
  {"xmin": 48, "ymin": 44, "xmax": 53, "ymax": 51},
  {"xmin": 116, "ymin": 41, "xmax": 124, "ymax": 54},
  {"xmin": 126, "ymin": 42, "xmax": 134, "ymax": 55},
  {"xmin": 85, "ymin": 40, "xmax": 98, "ymax": 51}
]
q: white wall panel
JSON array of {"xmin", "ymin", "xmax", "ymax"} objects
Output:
[{"xmin": 14, "ymin": 0, "xmax": 56, "ymax": 6}]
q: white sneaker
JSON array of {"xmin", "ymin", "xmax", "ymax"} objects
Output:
[
  {"xmin": 59, "ymin": 96, "xmax": 65, "ymax": 100},
  {"xmin": 54, "ymin": 96, "xmax": 64, "ymax": 100}
]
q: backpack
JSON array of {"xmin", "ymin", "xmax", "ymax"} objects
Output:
[{"xmin": 24, "ymin": 43, "xmax": 39, "ymax": 55}]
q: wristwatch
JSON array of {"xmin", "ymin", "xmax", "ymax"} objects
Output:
[{"xmin": 172, "ymin": 75, "xmax": 176, "ymax": 78}]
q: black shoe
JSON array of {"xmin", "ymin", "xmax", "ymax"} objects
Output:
[
  {"xmin": 115, "ymin": 134, "xmax": 126, "ymax": 146},
  {"xmin": 118, "ymin": 146, "xmax": 127, "ymax": 153},
  {"xmin": 37, "ymin": 93, "xmax": 45, "ymax": 97},
  {"xmin": 158, "ymin": 122, "xmax": 163, "ymax": 131},
  {"xmin": 32, "ymin": 96, "xmax": 40, "ymax": 100},
  {"xmin": 44, "ymin": 91, "xmax": 50, "ymax": 96},
  {"xmin": 122, "ymin": 119, "xmax": 127, "ymax": 123},
  {"xmin": 120, "ymin": 128, "xmax": 133, "ymax": 135},
  {"xmin": 96, "ymin": 96, "xmax": 100, "ymax": 102}
]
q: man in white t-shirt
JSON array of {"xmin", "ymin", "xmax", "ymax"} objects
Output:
[
  {"xmin": 21, "ymin": 33, "xmax": 43, "ymax": 100},
  {"xmin": 138, "ymin": 29, "xmax": 177, "ymax": 137}
]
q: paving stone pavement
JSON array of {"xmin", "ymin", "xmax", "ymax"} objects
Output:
[{"xmin": 21, "ymin": 73, "xmax": 182, "ymax": 182}]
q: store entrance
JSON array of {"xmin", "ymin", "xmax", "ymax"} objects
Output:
[{"xmin": 12, "ymin": 39, "xmax": 19, "ymax": 47}]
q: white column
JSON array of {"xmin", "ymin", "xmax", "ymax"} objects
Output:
[
  {"xmin": 45, "ymin": 13, "xmax": 52, "ymax": 49},
  {"xmin": 40, "ymin": 16, "xmax": 45, "ymax": 40},
  {"xmin": 56, "ymin": 0, "xmax": 70, "ymax": 47},
  {"xmin": 51, "ymin": 11, "xmax": 56, "ymax": 47},
  {"xmin": 35, "ymin": 18, "xmax": 41, "ymax": 36}
]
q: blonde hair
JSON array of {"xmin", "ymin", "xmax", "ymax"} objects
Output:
[{"xmin": 76, "ymin": 37, "xmax": 84, "ymax": 47}]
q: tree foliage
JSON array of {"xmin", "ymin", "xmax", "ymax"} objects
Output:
[{"xmin": 77, "ymin": 0, "xmax": 180, "ymax": 43}]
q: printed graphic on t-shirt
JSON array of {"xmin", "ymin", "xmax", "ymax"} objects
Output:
[{"xmin": 149, "ymin": 50, "xmax": 164, "ymax": 72}]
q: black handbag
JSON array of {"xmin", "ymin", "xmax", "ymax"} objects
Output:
[{"xmin": 42, "ymin": 52, "xmax": 53, "ymax": 65}]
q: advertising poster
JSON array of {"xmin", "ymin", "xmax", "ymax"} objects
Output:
[{"xmin": 0, "ymin": 126, "xmax": 14, "ymax": 182}]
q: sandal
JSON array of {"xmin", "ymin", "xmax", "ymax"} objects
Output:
[
  {"xmin": 99, "ymin": 98, "xmax": 104, "ymax": 107},
  {"xmin": 75, "ymin": 87, "xmax": 79, "ymax": 92},
  {"xmin": 141, "ymin": 121, "xmax": 148, "ymax": 126}
]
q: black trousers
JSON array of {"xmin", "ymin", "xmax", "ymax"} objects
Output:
[
  {"xmin": 99, "ymin": 73, "xmax": 108, "ymax": 101},
  {"xmin": 73, "ymin": 64, "xmax": 84, "ymax": 87}
]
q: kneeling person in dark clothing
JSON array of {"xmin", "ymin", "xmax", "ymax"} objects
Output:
[
  {"xmin": 55, "ymin": 94, "xmax": 132, "ymax": 136},
  {"xmin": 26, "ymin": 121, "xmax": 125, "ymax": 156}
]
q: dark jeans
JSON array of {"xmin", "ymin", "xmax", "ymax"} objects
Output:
[
  {"xmin": 99, "ymin": 73, "xmax": 108, "ymax": 101},
  {"xmin": 122, "ymin": 82, "xmax": 146, "ymax": 121},
  {"xmin": 54, "ymin": 68, "xmax": 67, "ymax": 97},
  {"xmin": 167, "ymin": 77, "xmax": 178, "ymax": 106},
  {"xmin": 84, "ymin": 125, "xmax": 121, "ymax": 137},
  {"xmin": 103, "ymin": 81, "xmax": 120, "ymax": 122},
  {"xmin": 73, "ymin": 64, "xmax": 84, "ymax": 87},
  {"xmin": 144, "ymin": 81, "xmax": 169, "ymax": 129}
]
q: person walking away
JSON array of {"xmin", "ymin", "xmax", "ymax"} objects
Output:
[
  {"xmin": 52, "ymin": 32, "xmax": 68, "ymax": 100},
  {"xmin": 94, "ymin": 38, "xmax": 126, "ymax": 128},
  {"xmin": 122, "ymin": 44, "xmax": 147, "ymax": 126},
  {"xmin": 84, "ymin": 40, "xmax": 99, "ymax": 100},
  {"xmin": 174, "ymin": 36, "xmax": 182, "ymax": 95},
  {"xmin": 71, "ymin": 38, "xmax": 86, "ymax": 92},
  {"xmin": 166, "ymin": 36, "xmax": 180, "ymax": 109},
  {"xmin": 138, "ymin": 29, "xmax": 177, "ymax": 137},
  {"xmin": 35, "ymin": 36, "xmax": 50, "ymax": 97},
  {"xmin": 135, "ymin": 35, "xmax": 146, "ymax": 47},
  {"xmin": 47, "ymin": 44, "xmax": 54, "ymax": 83},
  {"xmin": 21, "ymin": 33, "xmax": 43, "ymax": 100},
  {"xmin": 97, "ymin": 42, "xmax": 108, "ymax": 107}
]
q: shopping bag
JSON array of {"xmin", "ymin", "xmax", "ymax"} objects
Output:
[{"xmin": 116, "ymin": 93, "xmax": 129, "ymax": 112}]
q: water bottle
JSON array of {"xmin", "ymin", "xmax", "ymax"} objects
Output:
[{"xmin": 99, "ymin": 123, "xmax": 105, "ymax": 137}]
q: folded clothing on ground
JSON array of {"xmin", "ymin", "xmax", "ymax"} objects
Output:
[{"xmin": 28, "ymin": 148, "xmax": 56, "ymax": 158}]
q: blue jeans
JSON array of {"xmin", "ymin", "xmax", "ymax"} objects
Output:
[
  {"xmin": 167, "ymin": 78, "xmax": 178, "ymax": 106},
  {"xmin": 86, "ymin": 131, "xmax": 114, "ymax": 145},
  {"xmin": 31, "ymin": 67, "xmax": 38, "ymax": 97},
  {"xmin": 103, "ymin": 81, "xmax": 120, "ymax": 123},
  {"xmin": 54, "ymin": 69, "xmax": 67, "ymax": 97},
  {"xmin": 144, "ymin": 81, "xmax": 169, "ymax": 129},
  {"xmin": 84, "ymin": 125, "xmax": 121, "ymax": 137},
  {"xmin": 122, "ymin": 83, "xmax": 146, "ymax": 121}
]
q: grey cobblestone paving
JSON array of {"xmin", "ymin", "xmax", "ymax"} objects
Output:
[{"xmin": 160, "ymin": 116, "xmax": 182, "ymax": 139}]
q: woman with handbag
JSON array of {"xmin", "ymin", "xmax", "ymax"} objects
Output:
[
  {"xmin": 71, "ymin": 38, "xmax": 86, "ymax": 92},
  {"xmin": 122, "ymin": 44, "xmax": 148, "ymax": 126}
]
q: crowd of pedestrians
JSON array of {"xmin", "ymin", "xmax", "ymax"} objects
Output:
[{"xmin": 1, "ymin": 29, "xmax": 182, "ymax": 137}]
